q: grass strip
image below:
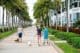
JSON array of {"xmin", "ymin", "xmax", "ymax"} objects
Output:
[
  {"xmin": 49, "ymin": 35, "xmax": 80, "ymax": 53},
  {"xmin": 56, "ymin": 43, "xmax": 80, "ymax": 53},
  {"xmin": 0, "ymin": 29, "xmax": 16, "ymax": 39}
]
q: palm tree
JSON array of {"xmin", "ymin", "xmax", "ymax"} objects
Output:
[
  {"xmin": 7, "ymin": 0, "xmax": 30, "ymax": 29},
  {"xmin": 0, "ymin": 0, "xmax": 7, "ymax": 32},
  {"xmin": 53, "ymin": 0, "xmax": 61, "ymax": 29},
  {"xmin": 0, "ymin": 0, "xmax": 30, "ymax": 31},
  {"xmin": 34, "ymin": 0, "xmax": 54, "ymax": 27}
]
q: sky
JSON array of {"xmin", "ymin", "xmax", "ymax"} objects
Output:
[{"xmin": 25, "ymin": 0, "xmax": 37, "ymax": 24}]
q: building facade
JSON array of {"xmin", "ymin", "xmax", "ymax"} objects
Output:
[{"xmin": 51, "ymin": 0, "xmax": 80, "ymax": 27}]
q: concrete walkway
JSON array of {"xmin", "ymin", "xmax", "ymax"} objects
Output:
[{"xmin": 0, "ymin": 26, "xmax": 61, "ymax": 53}]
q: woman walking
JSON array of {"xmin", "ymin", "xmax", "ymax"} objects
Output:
[{"xmin": 36, "ymin": 26, "xmax": 42, "ymax": 46}]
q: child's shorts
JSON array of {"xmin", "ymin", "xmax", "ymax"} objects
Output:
[
  {"xmin": 18, "ymin": 32, "xmax": 22, "ymax": 38},
  {"xmin": 44, "ymin": 39, "xmax": 48, "ymax": 42}
]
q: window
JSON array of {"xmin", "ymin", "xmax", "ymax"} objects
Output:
[
  {"xmin": 74, "ymin": 2, "xmax": 78, "ymax": 7},
  {"xmin": 79, "ymin": 2, "xmax": 80, "ymax": 7},
  {"xmin": 77, "ymin": 0, "xmax": 79, "ymax": 1},
  {"xmin": 72, "ymin": 13, "xmax": 77, "ymax": 22},
  {"xmin": 70, "ymin": 14, "xmax": 72, "ymax": 22},
  {"xmin": 70, "ymin": 0, "xmax": 79, "ymax": 9},
  {"xmin": 76, "ymin": 13, "xmax": 78, "ymax": 20},
  {"xmin": 76, "ymin": 13, "xmax": 80, "ymax": 20},
  {"xmin": 70, "ymin": 0, "xmax": 72, "ymax": 4}
]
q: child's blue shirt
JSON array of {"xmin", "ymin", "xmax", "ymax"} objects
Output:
[{"xmin": 43, "ymin": 28, "xmax": 48, "ymax": 39}]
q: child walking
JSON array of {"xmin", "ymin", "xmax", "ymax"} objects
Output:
[
  {"xmin": 43, "ymin": 26, "xmax": 49, "ymax": 45},
  {"xmin": 17, "ymin": 26, "xmax": 23, "ymax": 42}
]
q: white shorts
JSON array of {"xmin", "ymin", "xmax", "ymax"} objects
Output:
[{"xmin": 44, "ymin": 39, "xmax": 48, "ymax": 42}]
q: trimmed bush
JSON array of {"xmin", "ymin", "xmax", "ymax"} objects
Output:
[
  {"xmin": 65, "ymin": 32, "xmax": 79, "ymax": 43},
  {"xmin": 50, "ymin": 29, "xmax": 79, "ymax": 42},
  {"xmin": 71, "ymin": 37, "xmax": 80, "ymax": 48},
  {"xmin": 55, "ymin": 32, "xmax": 66, "ymax": 40},
  {"xmin": 49, "ymin": 28, "xmax": 80, "ymax": 48},
  {"xmin": 54, "ymin": 32, "xmax": 79, "ymax": 40},
  {"xmin": 48, "ymin": 28, "xmax": 58, "ymax": 34},
  {"xmin": 0, "ymin": 28, "xmax": 3, "ymax": 33}
]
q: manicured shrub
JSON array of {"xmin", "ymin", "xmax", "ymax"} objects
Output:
[
  {"xmin": 54, "ymin": 32, "xmax": 79, "ymax": 40},
  {"xmin": 66, "ymin": 32, "xmax": 79, "ymax": 43},
  {"xmin": 0, "ymin": 28, "xmax": 3, "ymax": 33},
  {"xmin": 70, "ymin": 37, "xmax": 80, "ymax": 48},
  {"xmin": 49, "ymin": 28, "xmax": 80, "ymax": 48},
  {"xmin": 52, "ymin": 29, "xmax": 80, "ymax": 42},
  {"xmin": 52, "ymin": 29, "xmax": 58, "ymax": 34},
  {"xmin": 48, "ymin": 28, "xmax": 58, "ymax": 34},
  {"xmin": 48, "ymin": 28, "xmax": 54, "ymax": 34},
  {"xmin": 55, "ymin": 32, "xmax": 66, "ymax": 40},
  {"xmin": 4, "ymin": 27, "xmax": 8, "ymax": 32}
]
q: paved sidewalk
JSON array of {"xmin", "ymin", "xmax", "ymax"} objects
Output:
[{"xmin": 0, "ymin": 26, "xmax": 61, "ymax": 53}]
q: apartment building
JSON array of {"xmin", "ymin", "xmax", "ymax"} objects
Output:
[{"xmin": 51, "ymin": 0, "xmax": 80, "ymax": 27}]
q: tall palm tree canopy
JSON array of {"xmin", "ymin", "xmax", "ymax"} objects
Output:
[
  {"xmin": 0, "ymin": 0, "xmax": 30, "ymax": 21},
  {"xmin": 33, "ymin": 0, "xmax": 54, "ymax": 19}
]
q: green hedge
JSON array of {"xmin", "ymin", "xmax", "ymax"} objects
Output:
[
  {"xmin": 48, "ymin": 28, "xmax": 58, "ymax": 34},
  {"xmin": 70, "ymin": 37, "xmax": 80, "ymax": 48},
  {"xmin": 55, "ymin": 32, "xmax": 66, "ymax": 40},
  {"xmin": 55, "ymin": 32, "xmax": 79, "ymax": 43},
  {"xmin": 49, "ymin": 28, "xmax": 80, "ymax": 48},
  {"xmin": 0, "ymin": 27, "xmax": 17, "ymax": 33}
]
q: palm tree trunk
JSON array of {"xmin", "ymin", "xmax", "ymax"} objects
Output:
[
  {"xmin": 7, "ymin": 11, "xmax": 10, "ymax": 30},
  {"xmin": 2, "ymin": 7, "xmax": 5, "ymax": 32},
  {"xmin": 44, "ymin": 18, "xmax": 47, "ymax": 26},
  {"xmin": 6, "ymin": 9, "xmax": 8, "ymax": 31},
  {"xmin": 14, "ymin": 16, "xmax": 16, "ymax": 28},
  {"xmin": 8, "ymin": 11, "xmax": 11, "ymax": 30},
  {"xmin": 56, "ymin": 13, "xmax": 58, "ymax": 30},
  {"xmin": 15, "ymin": 16, "xmax": 18, "ymax": 27},
  {"xmin": 11, "ymin": 14, "xmax": 14, "ymax": 30},
  {"xmin": 13, "ymin": 16, "xmax": 15, "ymax": 28},
  {"xmin": 47, "ymin": 15, "xmax": 49, "ymax": 27},
  {"xmin": 66, "ymin": 0, "xmax": 70, "ymax": 32},
  {"xmin": 41, "ymin": 16, "xmax": 44, "ymax": 27},
  {"xmin": 60, "ymin": 5, "xmax": 62, "ymax": 31},
  {"xmin": 6, "ymin": 9, "xmax": 8, "ymax": 27}
]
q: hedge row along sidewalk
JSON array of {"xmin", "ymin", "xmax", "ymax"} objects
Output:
[
  {"xmin": 49, "ymin": 35, "xmax": 80, "ymax": 53},
  {"xmin": 0, "ymin": 29, "xmax": 17, "ymax": 39},
  {"xmin": 48, "ymin": 28, "xmax": 80, "ymax": 53}
]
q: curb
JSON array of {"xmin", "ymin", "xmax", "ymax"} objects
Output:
[
  {"xmin": 49, "ymin": 40, "xmax": 64, "ymax": 53},
  {"xmin": 54, "ymin": 40, "xmax": 67, "ymax": 43}
]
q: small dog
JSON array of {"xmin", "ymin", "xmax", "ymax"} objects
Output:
[
  {"xmin": 14, "ymin": 38, "xmax": 19, "ymax": 42},
  {"xmin": 27, "ymin": 41, "xmax": 32, "ymax": 46}
]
